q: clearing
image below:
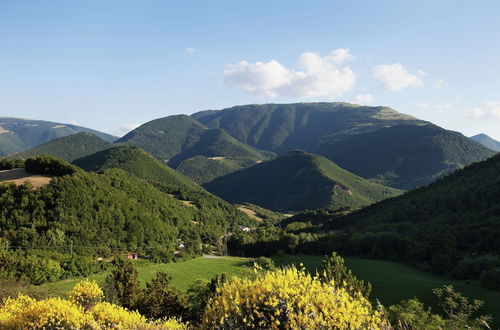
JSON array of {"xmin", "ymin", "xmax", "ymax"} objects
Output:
[
  {"xmin": 0, "ymin": 168, "xmax": 52, "ymax": 188},
  {"xmin": 237, "ymin": 205, "xmax": 264, "ymax": 221}
]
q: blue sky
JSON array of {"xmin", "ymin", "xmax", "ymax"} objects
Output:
[{"xmin": 1, "ymin": 1, "xmax": 499, "ymax": 139}]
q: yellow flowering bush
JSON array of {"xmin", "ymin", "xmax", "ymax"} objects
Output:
[
  {"xmin": 202, "ymin": 266, "xmax": 384, "ymax": 329},
  {"xmin": 68, "ymin": 279, "xmax": 104, "ymax": 310},
  {"xmin": 0, "ymin": 284, "xmax": 187, "ymax": 330},
  {"xmin": 0, "ymin": 295, "xmax": 91, "ymax": 329}
]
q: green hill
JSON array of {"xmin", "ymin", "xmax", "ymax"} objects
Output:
[
  {"xmin": 73, "ymin": 146, "xmax": 254, "ymax": 233},
  {"xmin": 0, "ymin": 117, "xmax": 117, "ymax": 156},
  {"xmin": 204, "ymin": 150, "xmax": 402, "ymax": 212},
  {"xmin": 15, "ymin": 132, "xmax": 114, "ymax": 162},
  {"xmin": 117, "ymin": 115, "xmax": 274, "ymax": 183},
  {"xmin": 193, "ymin": 103, "xmax": 494, "ymax": 189},
  {"xmin": 283, "ymin": 152, "xmax": 500, "ymax": 276},
  {"xmin": 471, "ymin": 133, "xmax": 500, "ymax": 152}
]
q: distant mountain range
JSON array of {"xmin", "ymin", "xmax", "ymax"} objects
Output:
[
  {"xmin": 3, "ymin": 103, "xmax": 495, "ymax": 194},
  {"xmin": 0, "ymin": 117, "xmax": 116, "ymax": 156},
  {"xmin": 16, "ymin": 132, "xmax": 114, "ymax": 162},
  {"xmin": 470, "ymin": 133, "xmax": 500, "ymax": 152},
  {"xmin": 204, "ymin": 150, "xmax": 402, "ymax": 212},
  {"xmin": 192, "ymin": 103, "xmax": 494, "ymax": 189}
]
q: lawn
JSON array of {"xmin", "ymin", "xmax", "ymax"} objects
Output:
[
  {"xmin": 41, "ymin": 256, "xmax": 252, "ymax": 297},
  {"xmin": 273, "ymin": 254, "xmax": 500, "ymax": 326}
]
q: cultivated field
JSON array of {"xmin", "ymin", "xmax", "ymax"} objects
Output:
[{"xmin": 0, "ymin": 168, "xmax": 52, "ymax": 188}]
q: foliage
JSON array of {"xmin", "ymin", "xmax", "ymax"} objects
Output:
[
  {"xmin": 103, "ymin": 258, "xmax": 142, "ymax": 309},
  {"xmin": 433, "ymin": 285, "xmax": 492, "ymax": 329},
  {"xmin": 319, "ymin": 252, "xmax": 372, "ymax": 298},
  {"xmin": 252, "ymin": 256, "xmax": 276, "ymax": 270},
  {"xmin": 24, "ymin": 155, "xmax": 78, "ymax": 176},
  {"xmin": 68, "ymin": 279, "xmax": 104, "ymax": 310},
  {"xmin": 202, "ymin": 265, "xmax": 384, "ymax": 329},
  {"xmin": 0, "ymin": 286, "xmax": 187, "ymax": 329},
  {"xmin": 454, "ymin": 255, "xmax": 500, "ymax": 280},
  {"xmin": 17, "ymin": 132, "xmax": 113, "ymax": 162},
  {"xmin": 0, "ymin": 159, "xmax": 24, "ymax": 170},
  {"xmin": 205, "ymin": 150, "xmax": 402, "ymax": 212},
  {"xmin": 386, "ymin": 298, "xmax": 446, "ymax": 329},
  {"xmin": 138, "ymin": 272, "xmax": 190, "ymax": 321}
]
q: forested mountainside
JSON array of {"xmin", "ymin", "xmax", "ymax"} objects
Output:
[
  {"xmin": 193, "ymin": 103, "xmax": 494, "ymax": 189},
  {"xmin": 0, "ymin": 117, "xmax": 116, "ymax": 156},
  {"xmin": 15, "ymin": 132, "xmax": 114, "ymax": 162},
  {"xmin": 204, "ymin": 150, "xmax": 402, "ymax": 212}
]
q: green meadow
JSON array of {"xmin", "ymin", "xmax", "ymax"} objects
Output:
[{"xmin": 42, "ymin": 255, "xmax": 500, "ymax": 326}]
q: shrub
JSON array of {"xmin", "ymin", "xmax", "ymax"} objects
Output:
[
  {"xmin": 387, "ymin": 298, "xmax": 445, "ymax": 329},
  {"xmin": 68, "ymin": 279, "xmax": 104, "ymax": 310},
  {"xmin": 454, "ymin": 255, "xmax": 500, "ymax": 280},
  {"xmin": 252, "ymin": 256, "xmax": 276, "ymax": 270},
  {"xmin": 202, "ymin": 265, "xmax": 384, "ymax": 329}
]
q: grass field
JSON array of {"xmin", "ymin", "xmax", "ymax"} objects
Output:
[
  {"xmin": 41, "ymin": 254, "xmax": 500, "ymax": 326},
  {"xmin": 41, "ymin": 256, "xmax": 252, "ymax": 297},
  {"xmin": 274, "ymin": 254, "xmax": 500, "ymax": 326}
]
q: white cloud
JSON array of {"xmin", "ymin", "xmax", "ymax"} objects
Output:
[
  {"xmin": 223, "ymin": 49, "xmax": 356, "ymax": 98},
  {"xmin": 468, "ymin": 107, "xmax": 487, "ymax": 118},
  {"xmin": 417, "ymin": 69, "xmax": 426, "ymax": 77},
  {"xmin": 185, "ymin": 47, "xmax": 196, "ymax": 54},
  {"xmin": 352, "ymin": 94, "xmax": 374, "ymax": 105},
  {"xmin": 115, "ymin": 123, "xmax": 140, "ymax": 137},
  {"xmin": 65, "ymin": 117, "xmax": 80, "ymax": 126},
  {"xmin": 467, "ymin": 101, "xmax": 500, "ymax": 119},
  {"xmin": 432, "ymin": 79, "xmax": 448, "ymax": 89},
  {"xmin": 372, "ymin": 63, "xmax": 423, "ymax": 91}
]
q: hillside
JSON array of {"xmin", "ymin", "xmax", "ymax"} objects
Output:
[
  {"xmin": 14, "ymin": 132, "xmax": 114, "ymax": 162},
  {"xmin": 73, "ymin": 146, "xmax": 254, "ymax": 232},
  {"xmin": 0, "ymin": 117, "xmax": 116, "ymax": 156},
  {"xmin": 0, "ymin": 156, "xmax": 253, "ymax": 255},
  {"xmin": 279, "ymin": 152, "xmax": 500, "ymax": 276},
  {"xmin": 204, "ymin": 150, "xmax": 402, "ymax": 212},
  {"xmin": 471, "ymin": 133, "xmax": 500, "ymax": 152},
  {"xmin": 117, "ymin": 115, "xmax": 274, "ymax": 183},
  {"xmin": 193, "ymin": 103, "xmax": 494, "ymax": 189}
]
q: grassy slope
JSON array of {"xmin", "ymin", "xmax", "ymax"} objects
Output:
[
  {"xmin": 273, "ymin": 255, "xmax": 500, "ymax": 326},
  {"xmin": 193, "ymin": 103, "xmax": 494, "ymax": 189},
  {"xmin": 41, "ymin": 257, "xmax": 252, "ymax": 295},
  {"xmin": 16, "ymin": 133, "xmax": 113, "ymax": 162},
  {"xmin": 205, "ymin": 150, "xmax": 402, "ymax": 212},
  {"xmin": 40, "ymin": 255, "xmax": 500, "ymax": 326}
]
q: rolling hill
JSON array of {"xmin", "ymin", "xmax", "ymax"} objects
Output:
[
  {"xmin": 14, "ymin": 132, "xmax": 114, "ymax": 162},
  {"xmin": 204, "ymin": 150, "xmax": 402, "ymax": 212},
  {"xmin": 471, "ymin": 133, "xmax": 500, "ymax": 152},
  {"xmin": 193, "ymin": 103, "xmax": 494, "ymax": 189},
  {"xmin": 73, "ymin": 146, "xmax": 255, "ymax": 233},
  {"xmin": 0, "ymin": 117, "xmax": 117, "ymax": 156},
  {"xmin": 117, "ymin": 114, "xmax": 274, "ymax": 183}
]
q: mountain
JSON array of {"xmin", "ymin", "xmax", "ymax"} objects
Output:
[
  {"xmin": 117, "ymin": 114, "xmax": 274, "ymax": 184},
  {"xmin": 73, "ymin": 146, "xmax": 255, "ymax": 232},
  {"xmin": 204, "ymin": 150, "xmax": 402, "ymax": 212},
  {"xmin": 470, "ymin": 133, "xmax": 500, "ymax": 152},
  {"xmin": 0, "ymin": 117, "xmax": 117, "ymax": 156},
  {"xmin": 14, "ymin": 132, "xmax": 114, "ymax": 162},
  {"xmin": 193, "ymin": 103, "xmax": 495, "ymax": 189}
]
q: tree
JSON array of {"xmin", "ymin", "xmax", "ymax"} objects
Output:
[
  {"xmin": 138, "ymin": 272, "xmax": 190, "ymax": 321},
  {"xmin": 319, "ymin": 252, "xmax": 372, "ymax": 298},
  {"xmin": 433, "ymin": 285, "xmax": 492, "ymax": 329},
  {"xmin": 102, "ymin": 258, "xmax": 142, "ymax": 310}
]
